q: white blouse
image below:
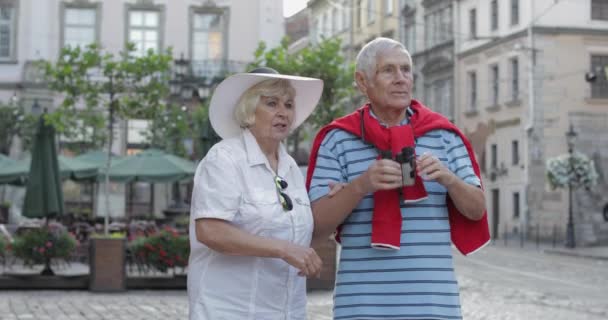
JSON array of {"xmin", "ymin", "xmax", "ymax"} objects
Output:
[{"xmin": 187, "ymin": 129, "xmax": 314, "ymax": 320}]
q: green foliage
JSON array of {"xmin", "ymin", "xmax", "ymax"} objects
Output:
[
  {"xmin": 129, "ymin": 227, "xmax": 189, "ymax": 273},
  {"xmin": 91, "ymin": 231, "xmax": 126, "ymax": 239},
  {"xmin": 12, "ymin": 227, "xmax": 77, "ymax": 266},
  {"xmin": 247, "ymin": 37, "xmax": 355, "ymax": 131},
  {"xmin": 39, "ymin": 43, "xmax": 173, "ymax": 153},
  {"xmin": 247, "ymin": 37, "xmax": 356, "ymax": 154},
  {"xmin": 0, "ymin": 102, "xmax": 38, "ymax": 154},
  {"xmin": 147, "ymin": 104, "xmax": 192, "ymax": 158},
  {"xmin": 546, "ymin": 152, "xmax": 599, "ymax": 190}
]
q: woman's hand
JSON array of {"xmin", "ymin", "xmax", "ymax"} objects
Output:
[
  {"xmin": 280, "ymin": 243, "xmax": 323, "ymax": 278},
  {"xmin": 327, "ymin": 181, "xmax": 346, "ymax": 198}
]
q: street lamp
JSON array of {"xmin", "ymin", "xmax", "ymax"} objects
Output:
[{"xmin": 565, "ymin": 123, "xmax": 577, "ymax": 248}]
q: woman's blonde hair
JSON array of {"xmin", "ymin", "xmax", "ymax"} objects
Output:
[{"xmin": 234, "ymin": 78, "xmax": 296, "ymax": 128}]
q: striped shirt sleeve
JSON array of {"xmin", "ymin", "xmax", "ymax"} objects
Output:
[
  {"xmin": 444, "ymin": 131, "xmax": 481, "ymax": 187},
  {"xmin": 309, "ymin": 130, "xmax": 347, "ymax": 202}
]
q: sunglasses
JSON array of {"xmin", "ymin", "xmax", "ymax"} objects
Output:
[{"xmin": 274, "ymin": 176, "xmax": 293, "ymax": 211}]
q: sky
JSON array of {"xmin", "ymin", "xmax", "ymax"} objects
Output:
[{"xmin": 283, "ymin": 0, "xmax": 308, "ymax": 17}]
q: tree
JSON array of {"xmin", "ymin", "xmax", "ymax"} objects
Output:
[
  {"xmin": 247, "ymin": 37, "xmax": 356, "ymax": 158},
  {"xmin": 0, "ymin": 101, "xmax": 38, "ymax": 155},
  {"xmin": 41, "ymin": 43, "xmax": 173, "ymax": 234}
]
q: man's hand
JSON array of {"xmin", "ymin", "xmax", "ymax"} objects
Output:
[
  {"xmin": 279, "ymin": 242, "xmax": 323, "ymax": 278},
  {"xmin": 416, "ymin": 153, "xmax": 456, "ymax": 187},
  {"xmin": 355, "ymin": 159, "xmax": 403, "ymax": 194}
]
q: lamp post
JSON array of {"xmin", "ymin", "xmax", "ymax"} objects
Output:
[{"xmin": 565, "ymin": 124, "xmax": 577, "ymax": 248}]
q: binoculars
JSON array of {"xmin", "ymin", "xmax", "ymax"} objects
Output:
[{"xmin": 380, "ymin": 147, "xmax": 417, "ymax": 186}]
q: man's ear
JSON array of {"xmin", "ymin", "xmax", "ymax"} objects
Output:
[{"xmin": 354, "ymin": 71, "xmax": 369, "ymax": 95}]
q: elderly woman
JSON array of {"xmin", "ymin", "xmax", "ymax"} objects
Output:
[{"xmin": 187, "ymin": 67, "xmax": 324, "ymax": 319}]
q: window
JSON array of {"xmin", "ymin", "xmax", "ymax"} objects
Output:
[
  {"xmin": 491, "ymin": 143, "xmax": 497, "ymax": 168},
  {"xmin": 590, "ymin": 55, "xmax": 608, "ymax": 98},
  {"xmin": 367, "ymin": 0, "xmax": 375, "ymax": 24},
  {"xmin": 332, "ymin": 8, "xmax": 339, "ymax": 35},
  {"xmin": 426, "ymin": 78, "xmax": 452, "ymax": 119},
  {"xmin": 513, "ymin": 192, "xmax": 520, "ymax": 218},
  {"xmin": 192, "ymin": 12, "xmax": 224, "ymax": 61},
  {"xmin": 385, "ymin": 0, "xmax": 393, "ymax": 16},
  {"xmin": 468, "ymin": 71, "xmax": 477, "ymax": 111},
  {"xmin": 511, "ymin": 58, "xmax": 519, "ymax": 100},
  {"xmin": 128, "ymin": 10, "xmax": 161, "ymax": 57},
  {"xmin": 0, "ymin": 2, "xmax": 16, "ymax": 60},
  {"xmin": 424, "ymin": 7, "xmax": 452, "ymax": 49},
  {"xmin": 323, "ymin": 12, "xmax": 330, "ymax": 37},
  {"xmin": 491, "ymin": 0, "xmax": 498, "ymax": 31},
  {"xmin": 511, "ymin": 0, "xmax": 519, "ymax": 25},
  {"xmin": 512, "ymin": 140, "xmax": 519, "ymax": 165},
  {"xmin": 592, "ymin": 0, "xmax": 608, "ymax": 20},
  {"xmin": 469, "ymin": 8, "xmax": 477, "ymax": 39},
  {"xmin": 63, "ymin": 7, "xmax": 97, "ymax": 48},
  {"xmin": 403, "ymin": 14, "xmax": 416, "ymax": 52},
  {"xmin": 342, "ymin": 1, "xmax": 350, "ymax": 31},
  {"xmin": 490, "ymin": 64, "xmax": 499, "ymax": 105},
  {"xmin": 356, "ymin": 0, "xmax": 362, "ymax": 28}
]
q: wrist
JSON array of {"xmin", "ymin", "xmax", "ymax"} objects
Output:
[
  {"xmin": 443, "ymin": 173, "xmax": 458, "ymax": 188},
  {"xmin": 274, "ymin": 240, "xmax": 289, "ymax": 260},
  {"xmin": 352, "ymin": 174, "xmax": 371, "ymax": 196}
]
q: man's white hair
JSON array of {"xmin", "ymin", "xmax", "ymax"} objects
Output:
[{"xmin": 355, "ymin": 37, "xmax": 413, "ymax": 79}]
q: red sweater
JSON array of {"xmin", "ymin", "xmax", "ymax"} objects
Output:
[{"xmin": 306, "ymin": 100, "xmax": 490, "ymax": 256}]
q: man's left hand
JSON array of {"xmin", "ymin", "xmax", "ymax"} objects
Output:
[{"xmin": 416, "ymin": 153, "xmax": 457, "ymax": 187}]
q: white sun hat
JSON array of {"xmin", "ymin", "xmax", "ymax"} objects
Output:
[{"xmin": 208, "ymin": 67, "xmax": 324, "ymax": 139}]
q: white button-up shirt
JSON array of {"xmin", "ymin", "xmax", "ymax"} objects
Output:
[{"xmin": 188, "ymin": 129, "xmax": 314, "ymax": 320}]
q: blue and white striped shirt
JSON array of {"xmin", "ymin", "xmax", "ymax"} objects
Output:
[{"xmin": 309, "ymin": 115, "xmax": 480, "ymax": 320}]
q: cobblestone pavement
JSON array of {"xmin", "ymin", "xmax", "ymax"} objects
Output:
[{"xmin": 1, "ymin": 245, "xmax": 607, "ymax": 320}]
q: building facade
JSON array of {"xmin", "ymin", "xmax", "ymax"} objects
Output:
[
  {"xmin": 308, "ymin": 0, "xmax": 399, "ymax": 61},
  {"xmin": 401, "ymin": 0, "xmax": 455, "ymax": 120},
  {"xmin": 0, "ymin": 0, "xmax": 284, "ymax": 220},
  {"xmin": 454, "ymin": 0, "xmax": 608, "ymax": 245}
]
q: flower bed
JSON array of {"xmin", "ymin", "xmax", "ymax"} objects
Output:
[
  {"xmin": 12, "ymin": 226, "xmax": 77, "ymax": 267},
  {"xmin": 128, "ymin": 227, "xmax": 188, "ymax": 274}
]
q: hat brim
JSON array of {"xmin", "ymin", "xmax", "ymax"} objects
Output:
[{"xmin": 209, "ymin": 73, "xmax": 324, "ymax": 139}]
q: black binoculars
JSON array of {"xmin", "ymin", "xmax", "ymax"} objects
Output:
[{"xmin": 380, "ymin": 147, "xmax": 417, "ymax": 186}]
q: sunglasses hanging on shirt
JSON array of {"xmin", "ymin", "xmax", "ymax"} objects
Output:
[{"xmin": 274, "ymin": 176, "xmax": 293, "ymax": 211}]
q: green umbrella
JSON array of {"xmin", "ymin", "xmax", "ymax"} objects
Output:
[
  {"xmin": 0, "ymin": 154, "xmax": 100, "ymax": 185},
  {"xmin": 0, "ymin": 153, "xmax": 15, "ymax": 166},
  {"xmin": 75, "ymin": 150, "xmax": 123, "ymax": 168},
  {"xmin": 22, "ymin": 116, "xmax": 64, "ymax": 219},
  {"xmin": 106, "ymin": 148, "xmax": 196, "ymax": 183}
]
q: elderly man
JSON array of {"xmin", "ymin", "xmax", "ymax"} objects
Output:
[{"xmin": 307, "ymin": 37, "xmax": 490, "ymax": 320}]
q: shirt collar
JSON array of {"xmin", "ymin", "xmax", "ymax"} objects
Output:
[
  {"xmin": 369, "ymin": 105, "xmax": 412, "ymax": 127},
  {"xmin": 242, "ymin": 129, "xmax": 293, "ymax": 176}
]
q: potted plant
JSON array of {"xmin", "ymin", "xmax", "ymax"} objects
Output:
[
  {"xmin": 12, "ymin": 225, "xmax": 77, "ymax": 275},
  {"xmin": 89, "ymin": 232, "xmax": 127, "ymax": 291}
]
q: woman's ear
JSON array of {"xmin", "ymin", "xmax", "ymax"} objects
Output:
[{"xmin": 354, "ymin": 71, "xmax": 369, "ymax": 96}]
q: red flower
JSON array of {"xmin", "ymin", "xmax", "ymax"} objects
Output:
[
  {"xmin": 46, "ymin": 241, "xmax": 53, "ymax": 248},
  {"xmin": 38, "ymin": 247, "xmax": 45, "ymax": 254}
]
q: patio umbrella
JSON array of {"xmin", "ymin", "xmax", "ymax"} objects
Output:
[
  {"xmin": 0, "ymin": 153, "xmax": 15, "ymax": 166},
  {"xmin": 0, "ymin": 154, "xmax": 100, "ymax": 185},
  {"xmin": 22, "ymin": 116, "xmax": 64, "ymax": 219},
  {"xmin": 106, "ymin": 149, "xmax": 196, "ymax": 183},
  {"xmin": 75, "ymin": 150, "xmax": 123, "ymax": 168}
]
